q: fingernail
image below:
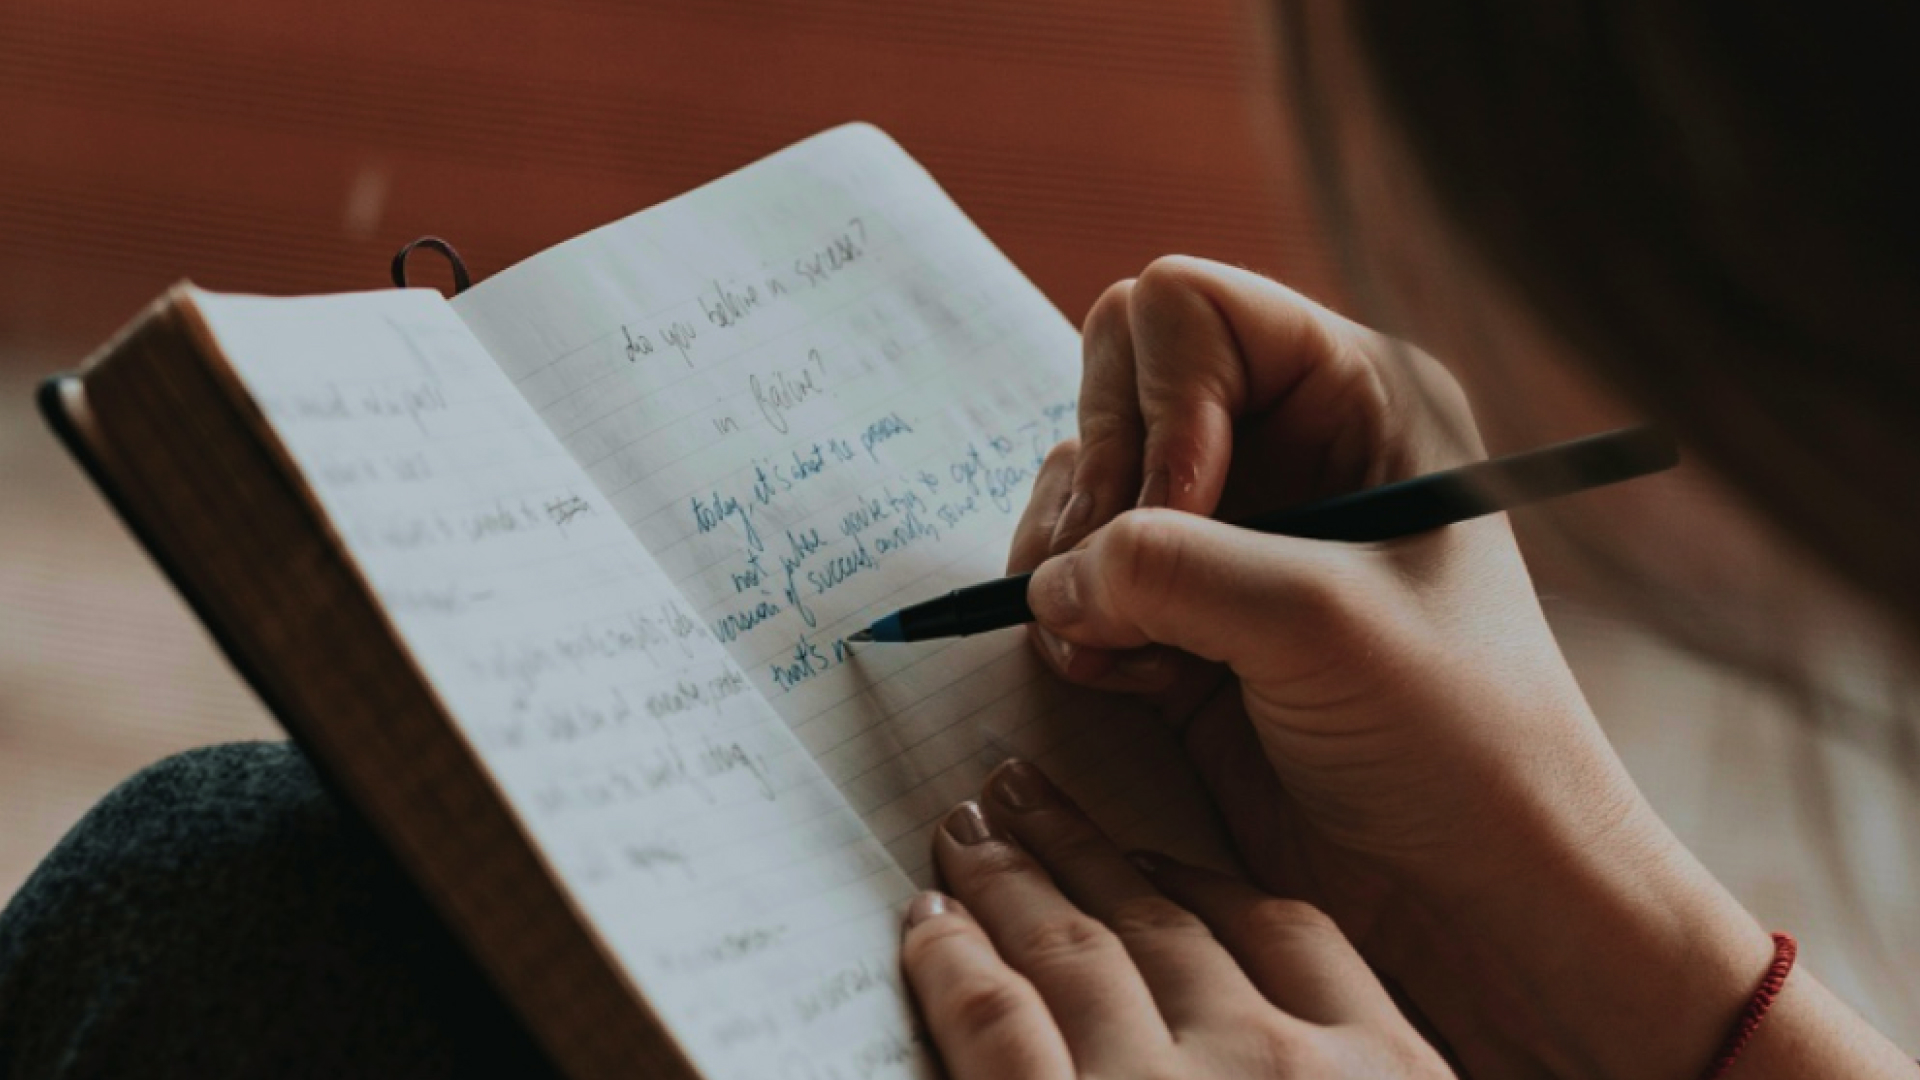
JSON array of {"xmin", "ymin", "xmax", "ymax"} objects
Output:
[
  {"xmin": 1030, "ymin": 552, "xmax": 1084, "ymax": 625},
  {"xmin": 1035, "ymin": 627, "xmax": 1075, "ymax": 670},
  {"xmin": 943, "ymin": 801, "xmax": 1000, "ymax": 846},
  {"xmin": 906, "ymin": 890, "xmax": 952, "ymax": 928},
  {"xmin": 1127, "ymin": 850, "xmax": 1168, "ymax": 874},
  {"xmin": 992, "ymin": 760, "xmax": 1055, "ymax": 812},
  {"xmin": 1137, "ymin": 469, "xmax": 1169, "ymax": 509},
  {"xmin": 1049, "ymin": 489, "xmax": 1094, "ymax": 552}
]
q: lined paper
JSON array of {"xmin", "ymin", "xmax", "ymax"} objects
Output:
[
  {"xmin": 455, "ymin": 125, "xmax": 1225, "ymax": 881},
  {"xmin": 197, "ymin": 289, "xmax": 933, "ymax": 1080}
]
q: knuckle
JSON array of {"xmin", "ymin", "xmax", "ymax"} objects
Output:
[
  {"xmin": 1280, "ymin": 550, "xmax": 1382, "ymax": 642},
  {"xmin": 901, "ymin": 917, "xmax": 977, "ymax": 970},
  {"xmin": 1237, "ymin": 897, "xmax": 1342, "ymax": 944},
  {"xmin": 1330, "ymin": 330, "xmax": 1397, "ymax": 411},
  {"xmin": 1013, "ymin": 913, "xmax": 1117, "ymax": 971},
  {"xmin": 1246, "ymin": 1022, "xmax": 1324, "ymax": 1074},
  {"xmin": 1075, "ymin": 411, "xmax": 1140, "ymax": 455},
  {"xmin": 1130, "ymin": 1055, "xmax": 1188, "ymax": 1080},
  {"xmin": 945, "ymin": 841, "xmax": 1040, "ymax": 900},
  {"xmin": 1022, "ymin": 820, "xmax": 1111, "ymax": 873},
  {"xmin": 1284, "ymin": 557, "xmax": 1350, "ymax": 623},
  {"xmin": 1104, "ymin": 894, "xmax": 1206, "ymax": 940},
  {"xmin": 1379, "ymin": 331, "xmax": 1474, "ymax": 425},
  {"xmin": 1345, "ymin": 331, "xmax": 1484, "ymax": 458},
  {"xmin": 1424, "ymin": 360, "xmax": 1474, "ymax": 423},
  {"xmin": 1039, "ymin": 438, "xmax": 1080, "ymax": 475},
  {"xmin": 943, "ymin": 974, "xmax": 1035, "ymax": 1040},
  {"xmin": 1377, "ymin": 1030, "xmax": 1452, "ymax": 1076},
  {"xmin": 1081, "ymin": 278, "xmax": 1137, "ymax": 340},
  {"xmin": 1131, "ymin": 255, "xmax": 1209, "ymax": 316},
  {"xmin": 1130, "ymin": 257, "xmax": 1225, "ymax": 349},
  {"xmin": 1099, "ymin": 509, "xmax": 1189, "ymax": 617}
]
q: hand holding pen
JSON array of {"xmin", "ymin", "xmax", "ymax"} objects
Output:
[
  {"xmin": 871, "ymin": 257, "xmax": 1755, "ymax": 1080},
  {"xmin": 852, "ymin": 425, "xmax": 1675, "ymax": 643}
]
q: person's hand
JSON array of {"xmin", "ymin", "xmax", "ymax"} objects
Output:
[
  {"xmin": 1007, "ymin": 257, "xmax": 1778, "ymax": 1079},
  {"xmin": 901, "ymin": 760, "xmax": 1454, "ymax": 1080}
]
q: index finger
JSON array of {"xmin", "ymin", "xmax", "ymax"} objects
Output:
[
  {"xmin": 933, "ymin": 802, "xmax": 1173, "ymax": 1072},
  {"xmin": 901, "ymin": 892, "xmax": 1074, "ymax": 1080},
  {"xmin": 1054, "ymin": 278, "xmax": 1146, "ymax": 554},
  {"xmin": 1127, "ymin": 256, "xmax": 1371, "ymax": 515}
]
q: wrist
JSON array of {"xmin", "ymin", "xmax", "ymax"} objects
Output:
[
  {"xmin": 1391, "ymin": 754, "xmax": 1775, "ymax": 1079},
  {"xmin": 1716, "ymin": 968, "xmax": 1917, "ymax": 1079},
  {"xmin": 1393, "ymin": 818, "xmax": 1914, "ymax": 1080}
]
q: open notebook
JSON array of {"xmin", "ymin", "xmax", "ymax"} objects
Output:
[{"xmin": 43, "ymin": 124, "xmax": 1229, "ymax": 1080}]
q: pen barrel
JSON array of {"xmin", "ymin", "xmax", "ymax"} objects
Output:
[
  {"xmin": 896, "ymin": 574, "xmax": 1034, "ymax": 641},
  {"xmin": 1246, "ymin": 425, "xmax": 1678, "ymax": 541},
  {"xmin": 873, "ymin": 426, "xmax": 1675, "ymax": 643}
]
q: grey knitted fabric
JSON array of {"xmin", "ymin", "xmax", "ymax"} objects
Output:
[{"xmin": 0, "ymin": 741, "xmax": 562, "ymax": 1078}]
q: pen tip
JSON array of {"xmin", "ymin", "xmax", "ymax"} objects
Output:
[{"xmin": 846, "ymin": 629, "xmax": 873, "ymax": 643}]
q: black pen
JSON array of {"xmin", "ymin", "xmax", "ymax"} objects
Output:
[{"xmin": 847, "ymin": 425, "xmax": 1677, "ymax": 644}]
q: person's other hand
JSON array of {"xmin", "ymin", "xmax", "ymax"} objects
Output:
[
  {"xmin": 901, "ymin": 760, "xmax": 1454, "ymax": 1080},
  {"xmin": 1007, "ymin": 257, "xmax": 1775, "ymax": 1078}
]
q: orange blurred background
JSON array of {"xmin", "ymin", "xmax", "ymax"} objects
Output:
[
  {"xmin": 0, "ymin": 0, "xmax": 1336, "ymax": 343},
  {"xmin": 0, "ymin": 0, "xmax": 1343, "ymax": 909}
]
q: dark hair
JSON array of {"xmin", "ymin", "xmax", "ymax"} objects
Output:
[
  {"xmin": 1269, "ymin": 6, "xmax": 1920, "ymax": 1024},
  {"xmin": 1281, "ymin": 2, "xmax": 1920, "ymax": 638}
]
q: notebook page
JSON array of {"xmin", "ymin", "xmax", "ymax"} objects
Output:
[
  {"xmin": 195, "ymin": 289, "xmax": 933, "ymax": 1080},
  {"xmin": 454, "ymin": 124, "xmax": 1226, "ymax": 882}
]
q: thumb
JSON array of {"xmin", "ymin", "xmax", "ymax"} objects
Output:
[{"xmin": 1027, "ymin": 509, "xmax": 1393, "ymax": 682}]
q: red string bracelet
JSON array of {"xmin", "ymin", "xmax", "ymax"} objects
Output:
[{"xmin": 1701, "ymin": 931, "xmax": 1798, "ymax": 1080}]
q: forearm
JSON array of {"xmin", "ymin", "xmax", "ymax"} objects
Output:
[{"xmin": 1396, "ymin": 753, "xmax": 1911, "ymax": 1079}]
